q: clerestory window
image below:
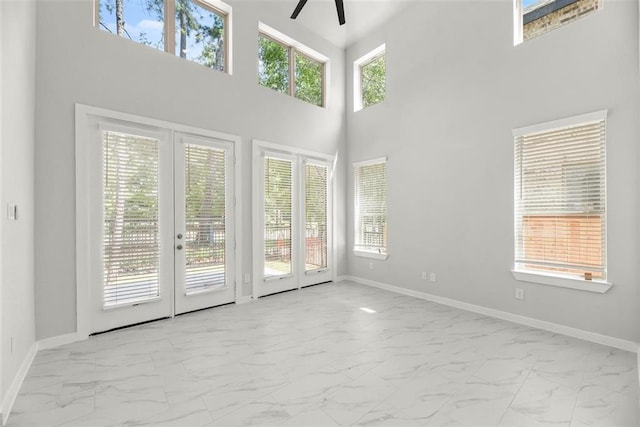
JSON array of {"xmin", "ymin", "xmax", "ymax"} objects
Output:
[
  {"xmin": 354, "ymin": 44, "xmax": 386, "ymax": 112},
  {"xmin": 95, "ymin": 0, "xmax": 232, "ymax": 73},
  {"xmin": 514, "ymin": 0, "xmax": 601, "ymax": 44},
  {"xmin": 257, "ymin": 23, "xmax": 327, "ymax": 107}
]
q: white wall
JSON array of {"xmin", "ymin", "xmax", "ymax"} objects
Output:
[
  {"xmin": 346, "ymin": 0, "xmax": 640, "ymax": 342},
  {"xmin": 1, "ymin": 0, "xmax": 37, "ymax": 401},
  {"xmin": 34, "ymin": 0, "xmax": 347, "ymax": 340}
]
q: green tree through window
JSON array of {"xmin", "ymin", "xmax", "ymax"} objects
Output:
[
  {"xmin": 295, "ymin": 52, "xmax": 323, "ymax": 107},
  {"xmin": 98, "ymin": 0, "xmax": 227, "ymax": 72},
  {"xmin": 258, "ymin": 35, "xmax": 289, "ymax": 94},
  {"xmin": 258, "ymin": 30, "xmax": 325, "ymax": 107},
  {"xmin": 361, "ymin": 54, "xmax": 386, "ymax": 108}
]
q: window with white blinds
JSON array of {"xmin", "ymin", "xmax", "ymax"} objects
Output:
[
  {"xmin": 354, "ymin": 158, "xmax": 388, "ymax": 257},
  {"xmin": 264, "ymin": 156, "xmax": 293, "ymax": 277},
  {"xmin": 184, "ymin": 144, "xmax": 226, "ymax": 294},
  {"xmin": 305, "ymin": 163, "xmax": 328, "ymax": 271},
  {"xmin": 514, "ymin": 111, "xmax": 607, "ymax": 281},
  {"xmin": 103, "ymin": 130, "xmax": 160, "ymax": 307}
]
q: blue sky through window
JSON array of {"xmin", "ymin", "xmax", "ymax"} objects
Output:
[
  {"xmin": 98, "ymin": 0, "xmax": 164, "ymax": 49},
  {"xmin": 98, "ymin": 0, "xmax": 222, "ymax": 66},
  {"xmin": 522, "ymin": 0, "xmax": 540, "ymax": 8}
]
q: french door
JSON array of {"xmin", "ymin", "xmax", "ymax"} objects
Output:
[
  {"xmin": 174, "ymin": 134, "xmax": 235, "ymax": 314},
  {"xmin": 89, "ymin": 121, "xmax": 235, "ymax": 333},
  {"xmin": 253, "ymin": 142, "xmax": 333, "ymax": 298}
]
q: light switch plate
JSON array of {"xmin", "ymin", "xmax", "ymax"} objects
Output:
[{"xmin": 6, "ymin": 204, "xmax": 17, "ymax": 221}]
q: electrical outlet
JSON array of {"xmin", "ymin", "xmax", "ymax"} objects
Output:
[
  {"xmin": 368, "ymin": 262, "xmax": 374, "ymax": 270},
  {"xmin": 429, "ymin": 272, "xmax": 437, "ymax": 282},
  {"xmin": 515, "ymin": 288, "xmax": 524, "ymax": 300},
  {"xmin": 421, "ymin": 272, "xmax": 427, "ymax": 280}
]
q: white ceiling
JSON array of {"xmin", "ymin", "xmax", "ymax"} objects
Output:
[{"xmin": 274, "ymin": 0, "xmax": 414, "ymax": 48}]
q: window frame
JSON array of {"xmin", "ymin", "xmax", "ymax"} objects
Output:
[
  {"xmin": 353, "ymin": 44, "xmax": 386, "ymax": 112},
  {"xmin": 513, "ymin": 0, "xmax": 602, "ymax": 45},
  {"xmin": 511, "ymin": 110, "xmax": 612, "ymax": 293},
  {"xmin": 353, "ymin": 157, "xmax": 388, "ymax": 260},
  {"xmin": 94, "ymin": 0, "xmax": 233, "ymax": 74},
  {"xmin": 257, "ymin": 22, "xmax": 328, "ymax": 108}
]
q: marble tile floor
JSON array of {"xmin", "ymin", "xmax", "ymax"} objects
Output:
[{"xmin": 7, "ymin": 281, "xmax": 639, "ymax": 426}]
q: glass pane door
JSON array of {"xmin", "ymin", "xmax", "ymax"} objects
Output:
[
  {"xmin": 256, "ymin": 153, "xmax": 299, "ymax": 297},
  {"xmin": 91, "ymin": 125, "xmax": 173, "ymax": 334},
  {"xmin": 301, "ymin": 161, "xmax": 332, "ymax": 286},
  {"xmin": 264, "ymin": 156, "xmax": 293, "ymax": 278},
  {"xmin": 174, "ymin": 134, "xmax": 235, "ymax": 314},
  {"xmin": 103, "ymin": 131, "xmax": 161, "ymax": 307}
]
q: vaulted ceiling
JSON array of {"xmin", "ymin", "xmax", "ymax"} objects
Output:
[{"xmin": 269, "ymin": 0, "xmax": 414, "ymax": 48}]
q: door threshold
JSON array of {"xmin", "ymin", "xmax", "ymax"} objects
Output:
[
  {"xmin": 175, "ymin": 301, "xmax": 235, "ymax": 317},
  {"xmin": 259, "ymin": 281, "xmax": 333, "ymax": 299},
  {"xmin": 90, "ymin": 316, "xmax": 171, "ymax": 336}
]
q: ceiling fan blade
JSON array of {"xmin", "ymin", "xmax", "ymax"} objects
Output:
[
  {"xmin": 335, "ymin": 0, "xmax": 345, "ymax": 25},
  {"xmin": 290, "ymin": 0, "xmax": 309, "ymax": 19}
]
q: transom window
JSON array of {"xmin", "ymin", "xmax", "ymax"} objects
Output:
[
  {"xmin": 514, "ymin": 0, "xmax": 601, "ymax": 44},
  {"xmin": 354, "ymin": 44, "xmax": 386, "ymax": 112},
  {"xmin": 513, "ymin": 111, "xmax": 607, "ymax": 286},
  {"xmin": 95, "ymin": 0, "xmax": 231, "ymax": 73},
  {"xmin": 258, "ymin": 23, "xmax": 327, "ymax": 107},
  {"xmin": 353, "ymin": 158, "xmax": 388, "ymax": 260}
]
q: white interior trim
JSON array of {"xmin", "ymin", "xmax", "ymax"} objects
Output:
[
  {"xmin": 511, "ymin": 270, "xmax": 612, "ymax": 293},
  {"xmin": 37, "ymin": 332, "xmax": 84, "ymax": 352},
  {"xmin": 258, "ymin": 21, "xmax": 328, "ymax": 63},
  {"xmin": 340, "ymin": 276, "xmax": 638, "ymax": 353},
  {"xmin": 637, "ymin": 347, "xmax": 640, "ymax": 406},
  {"xmin": 352, "ymin": 156, "xmax": 387, "ymax": 168},
  {"xmin": 513, "ymin": 0, "xmax": 523, "ymax": 46},
  {"xmin": 235, "ymin": 296, "xmax": 252, "ymax": 305},
  {"xmin": 512, "ymin": 109, "xmax": 607, "ymax": 137},
  {"xmin": 234, "ymin": 138, "xmax": 243, "ymax": 304},
  {"xmin": 75, "ymin": 104, "xmax": 242, "ymax": 336},
  {"xmin": 0, "ymin": 343, "xmax": 36, "ymax": 426},
  {"xmin": 353, "ymin": 250, "xmax": 388, "ymax": 260},
  {"xmin": 253, "ymin": 139, "xmax": 336, "ymax": 163}
]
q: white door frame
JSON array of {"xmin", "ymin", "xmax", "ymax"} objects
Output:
[
  {"xmin": 299, "ymin": 158, "xmax": 333, "ymax": 287},
  {"xmin": 173, "ymin": 132, "xmax": 236, "ymax": 315},
  {"xmin": 75, "ymin": 104, "xmax": 242, "ymax": 337},
  {"xmin": 88, "ymin": 120, "xmax": 174, "ymax": 333},
  {"xmin": 252, "ymin": 139, "xmax": 336, "ymax": 298},
  {"xmin": 254, "ymin": 150, "xmax": 300, "ymax": 297}
]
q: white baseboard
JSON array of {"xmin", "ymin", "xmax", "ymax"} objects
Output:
[
  {"xmin": 0, "ymin": 342, "xmax": 37, "ymax": 426},
  {"xmin": 344, "ymin": 275, "xmax": 638, "ymax": 353},
  {"xmin": 335, "ymin": 275, "xmax": 349, "ymax": 283},
  {"xmin": 235, "ymin": 296, "xmax": 253, "ymax": 305},
  {"xmin": 37, "ymin": 332, "xmax": 85, "ymax": 351}
]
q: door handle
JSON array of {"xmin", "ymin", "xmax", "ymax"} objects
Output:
[
  {"xmin": 177, "ymin": 234, "xmax": 183, "ymax": 239},
  {"xmin": 176, "ymin": 244, "xmax": 183, "ymax": 250}
]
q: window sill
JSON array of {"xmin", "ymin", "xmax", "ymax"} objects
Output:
[
  {"xmin": 353, "ymin": 250, "xmax": 388, "ymax": 261},
  {"xmin": 511, "ymin": 270, "xmax": 612, "ymax": 294}
]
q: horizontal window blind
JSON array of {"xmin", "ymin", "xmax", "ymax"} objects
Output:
[
  {"xmin": 103, "ymin": 130, "xmax": 160, "ymax": 307},
  {"xmin": 514, "ymin": 116, "xmax": 606, "ymax": 279},
  {"xmin": 184, "ymin": 144, "xmax": 227, "ymax": 294},
  {"xmin": 305, "ymin": 163, "xmax": 328, "ymax": 271},
  {"xmin": 354, "ymin": 159, "xmax": 387, "ymax": 254},
  {"xmin": 264, "ymin": 156, "xmax": 293, "ymax": 278}
]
